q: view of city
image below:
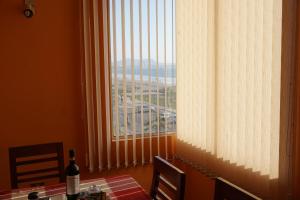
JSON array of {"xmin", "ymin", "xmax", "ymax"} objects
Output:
[{"xmin": 111, "ymin": 60, "xmax": 176, "ymax": 136}]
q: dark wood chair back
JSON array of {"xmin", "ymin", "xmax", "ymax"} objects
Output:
[
  {"xmin": 150, "ymin": 156, "xmax": 186, "ymax": 200},
  {"xmin": 214, "ymin": 177, "xmax": 262, "ymax": 200},
  {"xmin": 9, "ymin": 142, "xmax": 65, "ymax": 189}
]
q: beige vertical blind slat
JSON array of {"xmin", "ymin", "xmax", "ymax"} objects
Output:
[
  {"xmin": 147, "ymin": 0, "xmax": 153, "ymax": 163},
  {"xmin": 156, "ymin": 0, "xmax": 160, "ymax": 156},
  {"xmin": 207, "ymin": 0, "xmax": 215, "ymax": 154},
  {"xmin": 92, "ymin": 0, "xmax": 103, "ymax": 171},
  {"xmin": 215, "ymin": 0, "xmax": 223, "ymax": 159},
  {"xmin": 130, "ymin": 0, "xmax": 137, "ymax": 167},
  {"xmin": 252, "ymin": 0, "xmax": 262, "ymax": 172},
  {"xmin": 112, "ymin": 0, "xmax": 120, "ymax": 168},
  {"xmin": 202, "ymin": 0, "xmax": 208, "ymax": 151},
  {"xmin": 102, "ymin": 0, "xmax": 112, "ymax": 170},
  {"xmin": 236, "ymin": 0, "xmax": 245, "ymax": 167},
  {"xmin": 164, "ymin": 0, "xmax": 168, "ymax": 160},
  {"xmin": 121, "ymin": 0, "xmax": 129, "ymax": 168},
  {"xmin": 172, "ymin": 0, "xmax": 175, "ymax": 139},
  {"xmin": 138, "ymin": 0, "xmax": 145, "ymax": 165},
  {"xmin": 82, "ymin": 0, "xmax": 95, "ymax": 172},
  {"xmin": 270, "ymin": 0, "xmax": 282, "ymax": 178}
]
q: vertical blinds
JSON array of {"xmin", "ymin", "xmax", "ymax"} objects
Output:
[
  {"xmin": 177, "ymin": 0, "xmax": 282, "ymax": 179},
  {"xmin": 110, "ymin": 0, "xmax": 176, "ymax": 167},
  {"xmin": 83, "ymin": 0, "xmax": 176, "ymax": 172}
]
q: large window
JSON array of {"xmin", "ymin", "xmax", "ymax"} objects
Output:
[{"xmin": 109, "ymin": 0, "xmax": 176, "ymax": 137}]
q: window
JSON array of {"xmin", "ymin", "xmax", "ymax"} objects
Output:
[{"xmin": 109, "ymin": 0, "xmax": 176, "ymax": 137}]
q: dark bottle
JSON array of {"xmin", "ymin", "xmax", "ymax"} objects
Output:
[{"xmin": 65, "ymin": 149, "xmax": 80, "ymax": 200}]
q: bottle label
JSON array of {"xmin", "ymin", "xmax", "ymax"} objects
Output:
[{"xmin": 66, "ymin": 175, "xmax": 80, "ymax": 195}]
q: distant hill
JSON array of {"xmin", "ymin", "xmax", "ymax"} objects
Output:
[
  {"xmin": 109, "ymin": 59, "xmax": 176, "ymax": 78},
  {"xmin": 114, "ymin": 59, "xmax": 175, "ymax": 69}
]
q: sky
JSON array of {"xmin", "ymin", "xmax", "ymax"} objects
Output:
[{"xmin": 109, "ymin": 0, "xmax": 176, "ymax": 65}]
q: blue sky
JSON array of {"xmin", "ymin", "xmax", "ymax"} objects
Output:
[{"xmin": 109, "ymin": 0, "xmax": 175, "ymax": 65}]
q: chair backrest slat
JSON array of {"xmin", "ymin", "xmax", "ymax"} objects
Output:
[
  {"xmin": 10, "ymin": 143, "xmax": 62, "ymax": 157},
  {"xmin": 16, "ymin": 157, "xmax": 59, "ymax": 166},
  {"xmin": 16, "ymin": 167, "xmax": 60, "ymax": 176},
  {"xmin": 9, "ymin": 142, "xmax": 65, "ymax": 189},
  {"xmin": 150, "ymin": 156, "xmax": 186, "ymax": 200},
  {"xmin": 159, "ymin": 176, "xmax": 177, "ymax": 194},
  {"xmin": 18, "ymin": 174, "xmax": 61, "ymax": 184},
  {"xmin": 157, "ymin": 188, "xmax": 172, "ymax": 200}
]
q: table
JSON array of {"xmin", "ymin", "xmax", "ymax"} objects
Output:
[{"xmin": 0, "ymin": 175, "xmax": 151, "ymax": 200}]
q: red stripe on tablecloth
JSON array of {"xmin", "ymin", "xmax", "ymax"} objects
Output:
[
  {"xmin": 109, "ymin": 187, "xmax": 150, "ymax": 200},
  {"xmin": 0, "ymin": 193, "xmax": 11, "ymax": 200},
  {"xmin": 107, "ymin": 182, "xmax": 139, "ymax": 191},
  {"xmin": 106, "ymin": 176, "xmax": 150, "ymax": 200},
  {"xmin": 105, "ymin": 178, "xmax": 136, "ymax": 188},
  {"xmin": 80, "ymin": 174, "xmax": 130, "ymax": 184},
  {"xmin": 103, "ymin": 174, "xmax": 131, "ymax": 181}
]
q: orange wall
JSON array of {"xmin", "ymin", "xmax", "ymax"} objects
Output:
[
  {"xmin": 172, "ymin": 160, "xmax": 215, "ymax": 200},
  {"xmin": 0, "ymin": 0, "xmax": 85, "ymax": 189}
]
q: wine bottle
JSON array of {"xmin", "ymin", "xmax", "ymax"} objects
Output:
[{"xmin": 65, "ymin": 149, "xmax": 80, "ymax": 200}]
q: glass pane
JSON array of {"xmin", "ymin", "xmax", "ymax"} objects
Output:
[{"xmin": 109, "ymin": 0, "xmax": 176, "ymax": 136}]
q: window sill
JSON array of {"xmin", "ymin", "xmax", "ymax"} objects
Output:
[{"xmin": 111, "ymin": 132, "xmax": 176, "ymax": 142}]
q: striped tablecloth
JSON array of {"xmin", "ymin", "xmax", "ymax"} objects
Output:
[{"xmin": 0, "ymin": 175, "xmax": 150, "ymax": 200}]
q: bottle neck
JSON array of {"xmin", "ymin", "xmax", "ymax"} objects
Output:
[{"xmin": 69, "ymin": 157, "xmax": 75, "ymax": 164}]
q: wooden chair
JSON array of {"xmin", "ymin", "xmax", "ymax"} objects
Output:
[
  {"xmin": 9, "ymin": 142, "xmax": 65, "ymax": 189},
  {"xmin": 214, "ymin": 177, "xmax": 262, "ymax": 200},
  {"xmin": 150, "ymin": 156, "xmax": 186, "ymax": 200}
]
